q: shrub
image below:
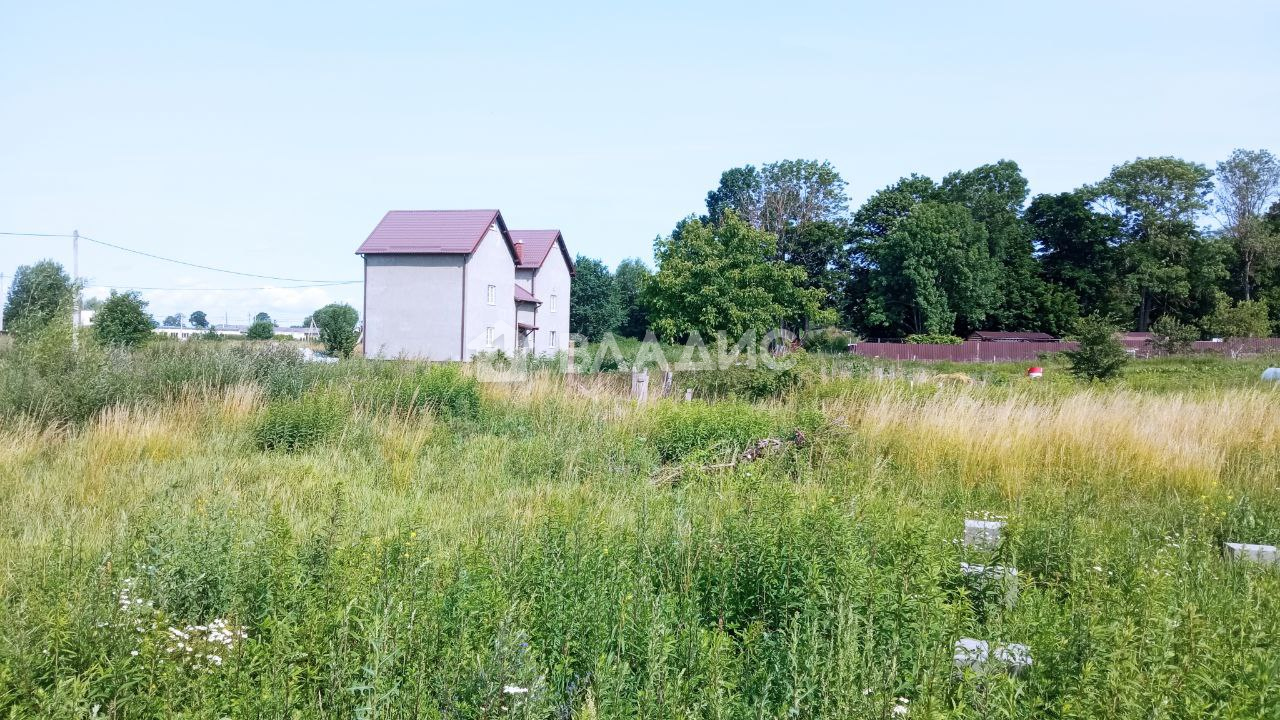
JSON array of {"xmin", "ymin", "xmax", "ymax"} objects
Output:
[
  {"xmin": 906, "ymin": 333, "xmax": 963, "ymax": 344},
  {"xmin": 2, "ymin": 259, "xmax": 74, "ymax": 341},
  {"xmin": 801, "ymin": 327, "xmax": 858, "ymax": 354},
  {"xmin": 312, "ymin": 303, "xmax": 359, "ymax": 358},
  {"xmin": 253, "ymin": 393, "xmax": 347, "ymax": 451},
  {"xmin": 1206, "ymin": 293, "xmax": 1270, "ymax": 338},
  {"xmin": 246, "ymin": 321, "xmax": 275, "ymax": 340},
  {"xmin": 1064, "ymin": 315, "xmax": 1129, "ymax": 382},
  {"xmin": 93, "ymin": 291, "xmax": 155, "ymax": 348},
  {"xmin": 1151, "ymin": 316, "xmax": 1198, "ymax": 354},
  {"xmin": 650, "ymin": 401, "xmax": 775, "ymax": 462}
]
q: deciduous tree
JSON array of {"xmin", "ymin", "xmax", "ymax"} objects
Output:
[
  {"xmin": 644, "ymin": 214, "xmax": 830, "ymax": 342},
  {"xmin": 613, "ymin": 258, "xmax": 651, "ymax": 339},
  {"xmin": 1215, "ymin": 149, "xmax": 1280, "ymax": 300},
  {"xmin": 860, "ymin": 202, "xmax": 998, "ymax": 336},
  {"xmin": 312, "ymin": 303, "xmax": 359, "ymax": 358},
  {"xmin": 247, "ymin": 320, "xmax": 275, "ymax": 340},
  {"xmin": 189, "ymin": 310, "xmax": 209, "ymax": 329},
  {"xmin": 569, "ymin": 256, "xmax": 623, "ymax": 342},
  {"xmin": 1092, "ymin": 156, "xmax": 1219, "ymax": 330},
  {"xmin": 2, "ymin": 260, "xmax": 75, "ymax": 340},
  {"xmin": 93, "ymin": 291, "xmax": 155, "ymax": 348}
]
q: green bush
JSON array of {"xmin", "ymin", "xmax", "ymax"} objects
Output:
[
  {"xmin": 246, "ymin": 320, "xmax": 275, "ymax": 340},
  {"xmin": 253, "ymin": 393, "xmax": 347, "ymax": 452},
  {"xmin": 801, "ymin": 327, "xmax": 858, "ymax": 354},
  {"xmin": 1151, "ymin": 315, "xmax": 1198, "ymax": 354},
  {"xmin": 1065, "ymin": 314, "xmax": 1130, "ymax": 382},
  {"xmin": 92, "ymin": 290, "xmax": 155, "ymax": 348},
  {"xmin": 650, "ymin": 401, "xmax": 775, "ymax": 462},
  {"xmin": 906, "ymin": 333, "xmax": 963, "ymax": 344}
]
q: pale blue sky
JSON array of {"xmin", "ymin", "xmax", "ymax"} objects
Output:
[{"xmin": 2, "ymin": 0, "xmax": 1277, "ymax": 325}]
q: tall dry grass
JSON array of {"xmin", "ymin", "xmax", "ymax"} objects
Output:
[{"xmin": 835, "ymin": 386, "xmax": 1280, "ymax": 496}]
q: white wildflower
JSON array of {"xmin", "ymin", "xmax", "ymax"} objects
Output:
[{"xmin": 503, "ymin": 685, "xmax": 529, "ymax": 695}]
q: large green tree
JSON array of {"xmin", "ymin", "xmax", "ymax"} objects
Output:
[
  {"xmin": 189, "ymin": 310, "xmax": 209, "ymax": 329},
  {"xmin": 1092, "ymin": 156, "xmax": 1220, "ymax": 330},
  {"xmin": 860, "ymin": 202, "xmax": 999, "ymax": 335},
  {"xmin": 613, "ymin": 258, "xmax": 651, "ymax": 339},
  {"xmin": 705, "ymin": 160, "xmax": 849, "ymax": 327},
  {"xmin": 841, "ymin": 175, "xmax": 939, "ymax": 330},
  {"xmin": 781, "ymin": 221, "xmax": 846, "ymax": 320},
  {"xmin": 569, "ymin": 256, "xmax": 623, "ymax": 342},
  {"xmin": 644, "ymin": 213, "xmax": 830, "ymax": 342},
  {"xmin": 1026, "ymin": 191, "xmax": 1125, "ymax": 320},
  {"xmin": 939, "ymin": 160, "xmax": 1073, "ymax": 333},
  {"xmin": 1215, "ymin": 148, "xmax": 1280, "ymax": 300},
  {"xmin": 2, "ymin": 259, "xmax": 75, "ymax": 340},
  {"xmin": 93, "ymin": 291, "xmax": 156, "ymax": 348}
]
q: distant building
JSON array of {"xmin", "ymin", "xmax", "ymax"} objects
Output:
[
  {"xmin": 357, "ymin": 210, "xmax": 574, "ymax": 360},
  {"xmin": 154, "ymin": 324, "xmax": 319, "ymax": 341},
  {"xmin": 155, "ymin": 325, "xmax": 243, "ymax": 340},
  {"xmin": 966, "ymin": 331, "xmax": 1058, "ymax": 343}
]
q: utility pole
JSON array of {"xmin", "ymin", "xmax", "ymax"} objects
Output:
[{"xmin": 72, "ymin": 229, "xmax": 80, "ymax": 352}]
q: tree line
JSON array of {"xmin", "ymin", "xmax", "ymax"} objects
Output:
[{"xmin": 572, "ymin": 151, "xmax": 1280, "ymax": 343}]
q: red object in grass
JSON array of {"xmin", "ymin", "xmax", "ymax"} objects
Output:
[{"xmin": 1027, "ymin": 366, "xmax": 1044, "ymax": 378}]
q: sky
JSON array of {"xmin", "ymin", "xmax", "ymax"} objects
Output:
[{"xmin": 2, "ymin": 1, "xmax": 1277, "ymax": 326}]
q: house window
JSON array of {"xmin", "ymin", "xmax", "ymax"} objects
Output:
[
  {"xmin": 550, "ymin": 330, "xmax": 557, "ymax": 348},
  {"xmin": 485, "ymin": 326, "xmax": 495, "ymax": 346},
  {"xmin": 487, "ymin": 285, "xmax": 496, "ymax": 305},
  {"xmin": 550, "ymin": 294, "xmax": 557, "ymax": 312}
]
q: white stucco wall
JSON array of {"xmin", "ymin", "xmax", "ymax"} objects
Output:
[
  {"xmin": 462, "ymin": 226, "xmax": 517, "ymax": 359},
  {"xmin": 364, "ymin": 254, "xmax": 464, "ymax": 360},
  {"xmin": 532, "ymin": 247, "xmax": 572, "ymax": 356}
]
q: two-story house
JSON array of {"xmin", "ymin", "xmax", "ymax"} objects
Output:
[{"xmin": 357, "ymin": 209, "xmax": 573, "ymax": 360}]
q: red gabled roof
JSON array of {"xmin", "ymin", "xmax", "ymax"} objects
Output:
[
  {"xmin": 356, "ymin": 210, "xmax": 517, "ymax": 260},
  {"xmin": 511, "ymin": 229, "xmax": 575, "ymax": 275},
  {"xmin": 514, "ymin": 284, "xmax": 540, "ymax": 304}
]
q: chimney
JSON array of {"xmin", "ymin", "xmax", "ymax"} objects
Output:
[{"xmin": 513, "ymin": 233, "xmax": 523, "ymax": 263}]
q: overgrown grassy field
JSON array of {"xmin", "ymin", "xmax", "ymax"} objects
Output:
[{"xmin": 1, "ymin": 341, "xmax": 1279, "ymax": 718}]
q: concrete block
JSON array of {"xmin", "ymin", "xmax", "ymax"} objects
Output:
[
  {"xmin": 954, "ymin": 638, "xmax": 1032, "ymax": 675},
  {"xmin": 1224, "ymin": 542, "xmax": 1278, "ymax": 566},
  {"xmin": 960, "ymin": 563, "xmax": 1019, "ymax": 607},
  {"xmin": 963, "ymin": 519, "xmax": 1004, "ymax": 548}
]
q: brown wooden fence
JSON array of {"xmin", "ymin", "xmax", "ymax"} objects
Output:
[{"xmin": 849, "ymin": 338, "xmax": 1280, "ymax": 362}]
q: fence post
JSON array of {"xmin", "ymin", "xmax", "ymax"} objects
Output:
[
  {"xmin": 662, "ymin": 371, "xmax": 673, "ymax": 397},
  {"xmin": 684, "ymin": 388, "xmax": 693, "ymax": 401},
  {"xmin": 631, "ymin": 369, "xmax": 649, "ymax": 403}
]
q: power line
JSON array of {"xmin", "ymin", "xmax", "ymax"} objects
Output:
[
  {"xmin": 78, "ymin": 234, "xmax": 359, "ymax": 283},
  {"xmin": 82, "ymin": 281, "xmax": 362, "ymax": 291},
  {"xmin": 0, "ymin": 231, "xmax": 78, "ymax": 238},
  {"xmin": 2, "ymin": 229, "xmax": 360, "ymax": 283}
]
